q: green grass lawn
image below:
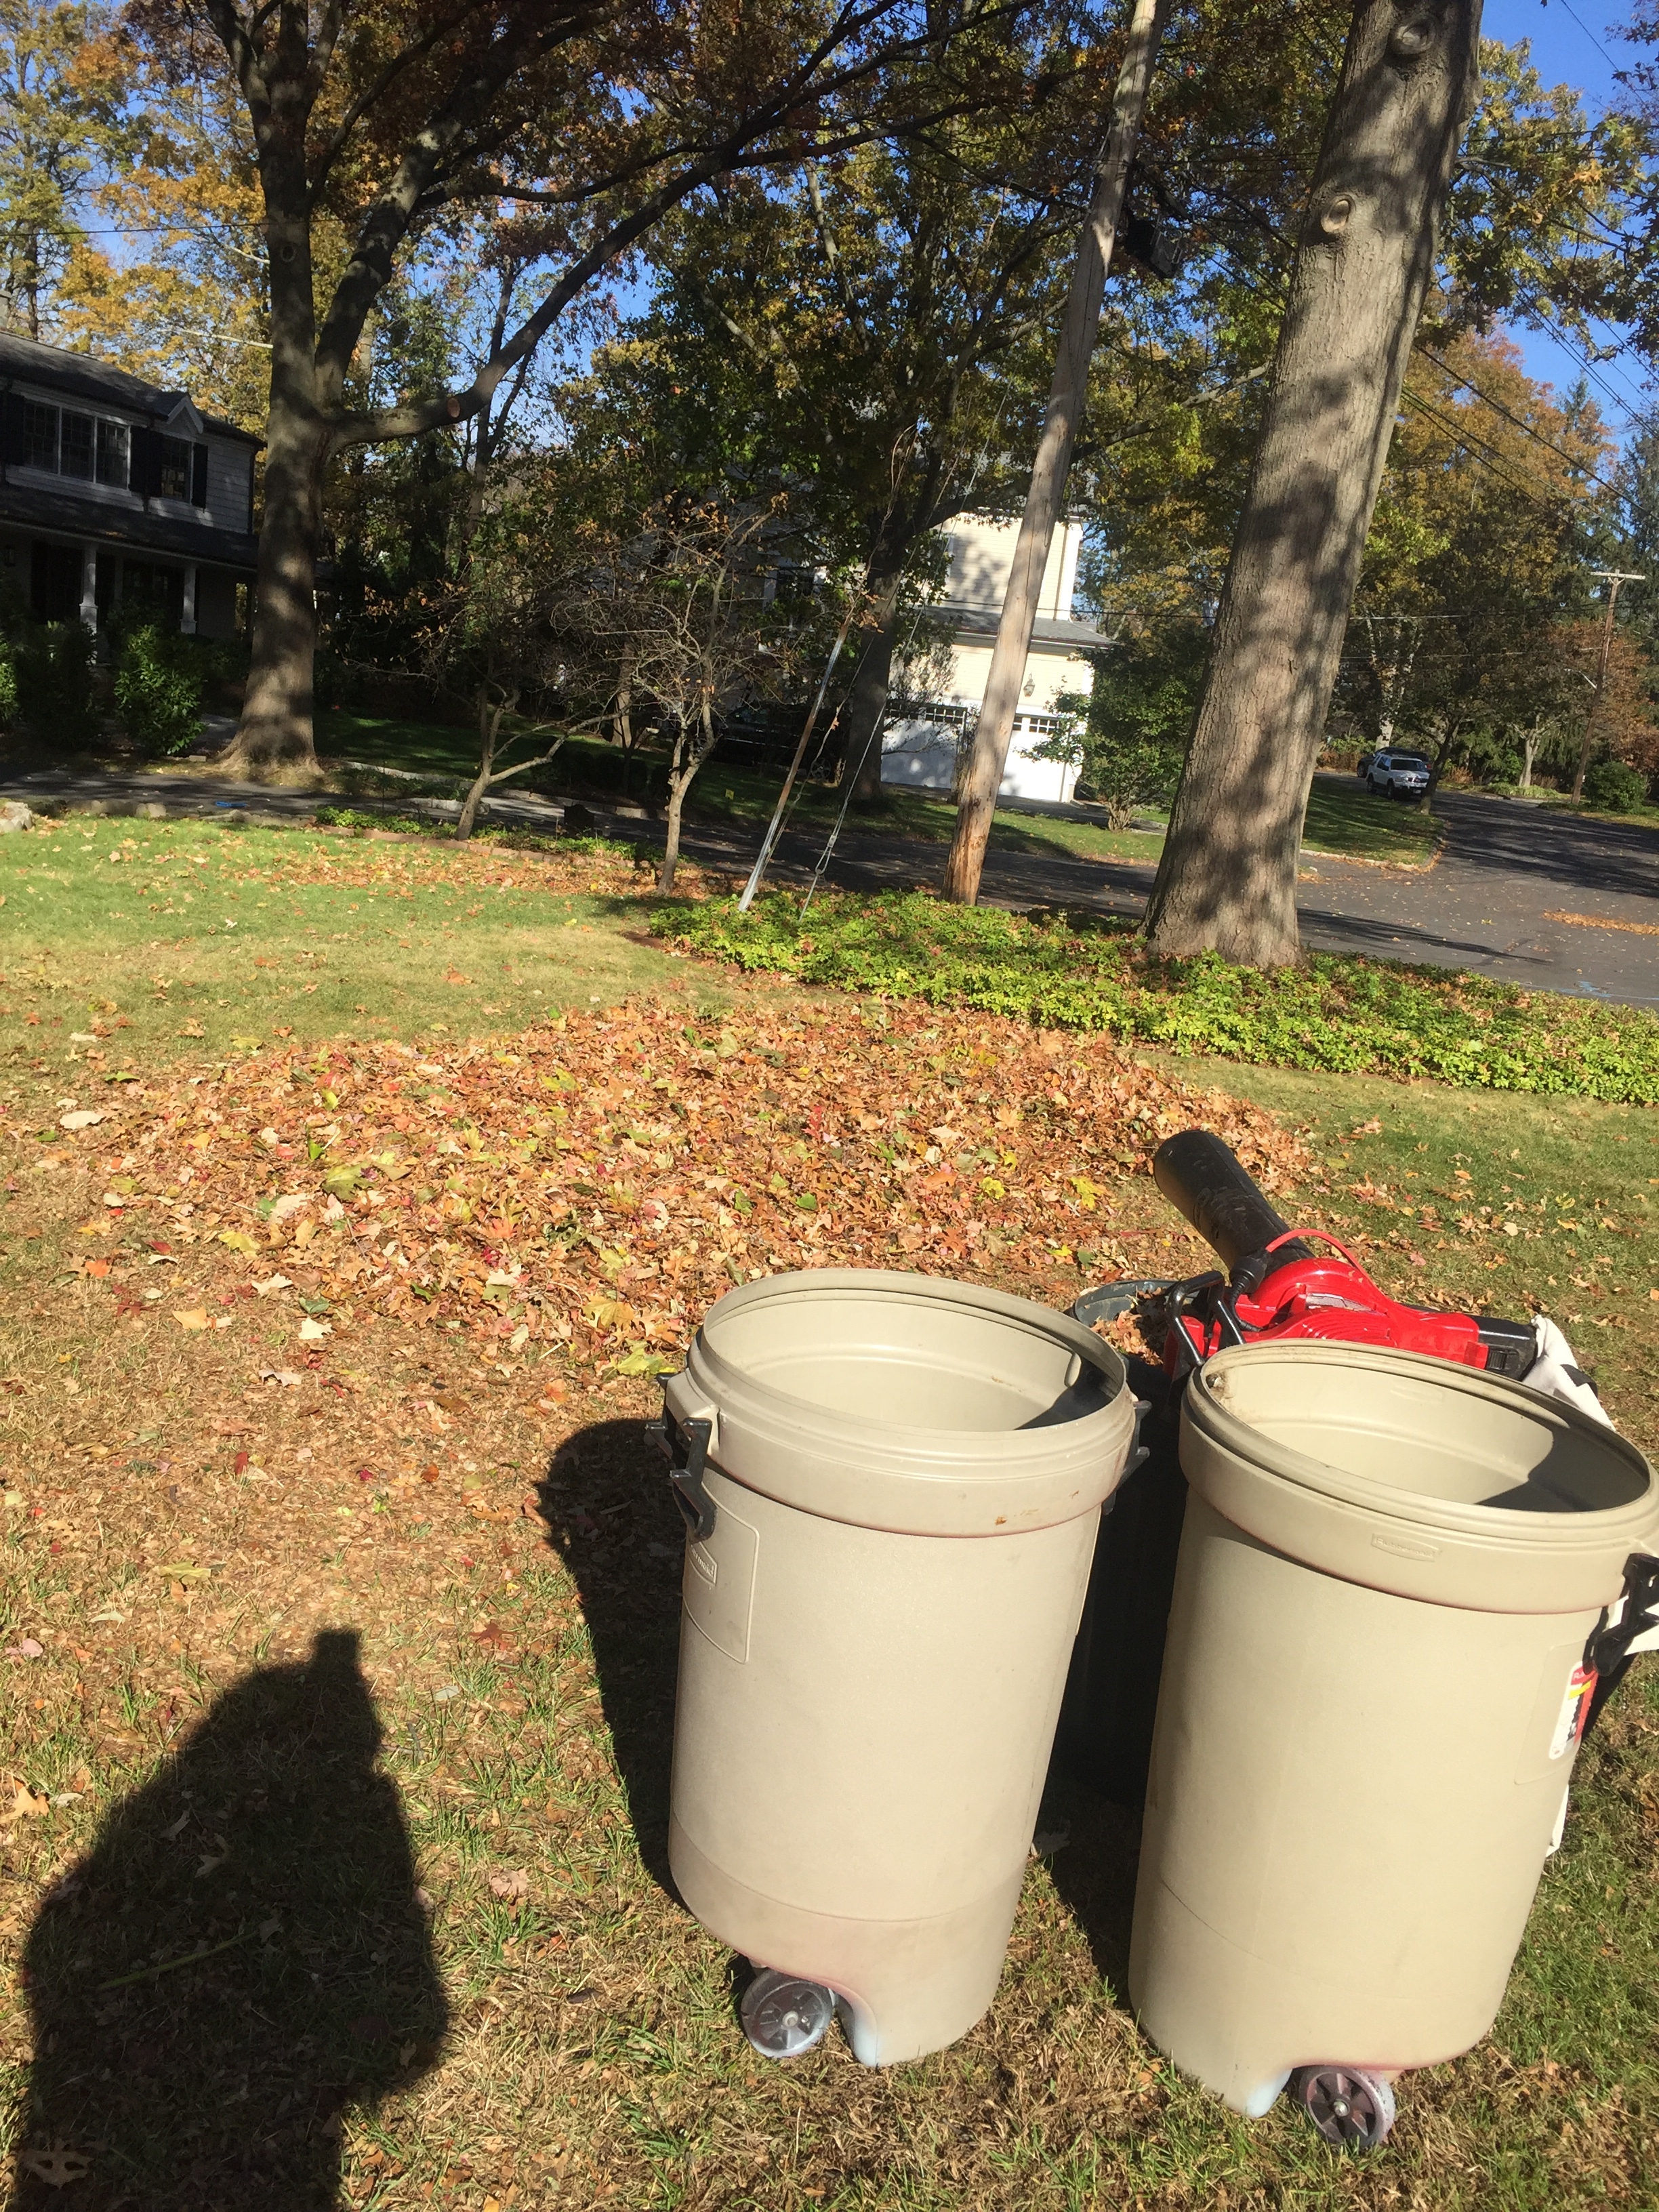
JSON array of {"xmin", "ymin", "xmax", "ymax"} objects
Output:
[
  {"xmin": 1303, "ymin": 771, "xmax": 1441, "ymax": 862},
  {"xmin": 0, "ymin": 815, "xmax": 729, "ymax": 1071},
  {"xmin": 3, "ymin": 815, "xmax": 1654, "ymax": 2209}
]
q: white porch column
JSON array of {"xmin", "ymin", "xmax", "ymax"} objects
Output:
[
  {"xmin": 181, "ymin": 562, "xmax": 198, "ymax": 634},
  {"xmin": 79, "ymin": 542, "xmax": 98, "ymax": 631}
]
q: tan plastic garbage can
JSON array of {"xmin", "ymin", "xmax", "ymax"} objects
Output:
[
  {"xmin": 1129, "ymin": 1341, "xmax": 1658, "ymax": 2137},
  {"xmin": 661, "ymin": 1268, "xmax": 1137, "ymax": 2066}
]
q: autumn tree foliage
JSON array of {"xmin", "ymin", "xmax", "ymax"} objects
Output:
[
  {"xmin": 1338, "ymin": 329, "xmax": 1618, "ymax": 769},
  {"xmin": 0, "ymin": 0, "xmax": 131, "ymax": 339},
  {"xmin": 105, "ymin": 0, "xmax": 1027, "ymax": 785}
]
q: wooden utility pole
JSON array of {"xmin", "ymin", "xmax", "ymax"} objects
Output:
[
  {"xmin": 1143, "ymin": 0, "xmax": 1483, "ymax": 967},
  {"xmin": 941, "ymin": 0, "xmax": 1170, "ymax": 905},
  {"xmin": 1572, "ymin": 569, "xmax": 1644, "ymax": 798}
]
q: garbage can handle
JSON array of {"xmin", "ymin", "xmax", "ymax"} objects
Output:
[
  {"xmin": 1582, "ymin": 1551, "xmax": 1659, "ymax": 1736},
  {"xmin": 653, "ymin": 1399, "xmax": 717, "ymax": 1542}
]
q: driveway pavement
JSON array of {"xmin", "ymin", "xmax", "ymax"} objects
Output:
[{"xmin": 7, "ymin": 764, "xmax": 1659, "ymax": 1009}]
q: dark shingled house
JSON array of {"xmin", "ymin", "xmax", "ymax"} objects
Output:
[{"xmin": 0, "ymin": 332, "xmax": 258, "ymax": 640}]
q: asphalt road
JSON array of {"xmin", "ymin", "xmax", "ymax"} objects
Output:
[{"xmin": 7, "ymin": 764, "xmax": 1659, "ymax": 1010}]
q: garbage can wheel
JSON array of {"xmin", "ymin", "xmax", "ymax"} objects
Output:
[
  {"xmin": 1292, "ymin": 2066, "xmax": 1396, "ymax": 2150},
  {"xmin": 739, "ymin": 1968, "xmax": 836, "ymax": 2059}
]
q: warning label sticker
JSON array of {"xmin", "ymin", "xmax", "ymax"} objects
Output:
[{"xmin": 1549, "ymin": 1664, "xmax": 1598, "ymax": 1761}]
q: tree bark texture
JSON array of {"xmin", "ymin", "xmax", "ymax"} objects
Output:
[
  {"xmin": 457, "ymin": 692, "xmax": 506, "ymax": 841},
  {"xmin": 1143, "ymin": 0, "xmax": 1483, "ymax": 965},
  {"xmin": 227, "ymin": 386, "xmax": 328, "ymax": 780},
  {"xmin": 659, "ymin": 700, "xmax": 718, "ymax": 896},
  {"xmin": 942, "ymin": 0, "xmax": 1170, "ymax": 905},
  {"xmin": 219, "ymin": 134, "xmax": 329, "ymax": 783},
  {"xmin": 844, "ymin": 571, "xmax": 907, "ymax": 802}
]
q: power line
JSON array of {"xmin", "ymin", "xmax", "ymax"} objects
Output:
[
  {"xmin": 1414, "ymin": 342, "xmax": 1620, "ymax": 493},
  {"xmin": 1547, "ymin": 0, "xmax": 1616, "ymax": 70},
  {"xmin": 1398, "ymin": 382, "xmax": 1581, "ymax": 512},
  {"xmin": 1517, "ymin": 293, "xmax": 1650, "ymax": 423}
]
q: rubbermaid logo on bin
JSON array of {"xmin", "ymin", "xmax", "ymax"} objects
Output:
[{"xmin": 1370, "ymin": 1532, "xmax": 1441, "ymax": 1561}]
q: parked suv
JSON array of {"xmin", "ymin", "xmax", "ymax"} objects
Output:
[{"xmin": 1360, "ymin": 750, "xmax": 1430, "ymax": 799}]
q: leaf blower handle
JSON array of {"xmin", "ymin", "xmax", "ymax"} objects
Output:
[{"xmin": 1152, "ymin": 1130, "xmax": 1317, "ymax": 1277}]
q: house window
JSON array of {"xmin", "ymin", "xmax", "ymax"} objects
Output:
[
  {"xmin": 157, "ymin": 434, "xmax": 192, "ymax": 499},
  {"xmin": 24, "ymin": 401, "xmax": 58, "ymax": 470},
  {"xmin": 122, "ymin": 559, "xmax": 185, "ymax": 628},
  {"xmin": 60, "ymin": 411, "xmax": 95, "ymax": 480},
  {"xmin": 96, "ymin": 419, "xmax": 129, "ymax": 487}
]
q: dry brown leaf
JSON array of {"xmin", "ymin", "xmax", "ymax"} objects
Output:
[{"xmin": 20, "ymin": 2142, "xmax": 91, "ymax": 2188}]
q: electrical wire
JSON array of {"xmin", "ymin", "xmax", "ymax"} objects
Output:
[
  {"xmin": 1518, "ymin": 295, "xmax": 1650, "ymax": 426},
  {"xmin": 1397, "ymin": 381, "xmax": 1587, "ymax": 513},
  {"xmin": 1412, "ymin": 343, "xmax": 1620, "ymax": 492},
  {"xmin": 1227, "ymin": 260, "xmax": 1618, "ymax": 513},
  {"xmin": 1548, "ymin": 0, "xmax": 1617, "ymax": 70}
]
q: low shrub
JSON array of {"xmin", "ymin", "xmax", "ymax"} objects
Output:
[
  {"xmin": 1582, "ymin": 758, "xmax": 1647, "ymax": 815},
  {"xmin": 14, "ymin": 620, "xmax": 98, "ymax": 747},
  {"xmin": 114, "ymin": 623, "xmax": 205, "ymax": 757},
  {"xmin": 657, "ymin": 889, "xmax": 1659, "ymax": 1104},
  {"xmin": 312, "ymin": 806, "xmax": 441, "ymax": 835}
]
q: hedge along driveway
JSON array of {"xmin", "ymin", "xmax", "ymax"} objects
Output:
[{"xmin": 657, "ymin": 891, "xmax": 1659, "ymax": 1104}]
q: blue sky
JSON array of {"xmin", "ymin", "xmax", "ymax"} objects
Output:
[{"xmin": 1484, "ymin": 0, "xmax": 1651, "ymax": 441}]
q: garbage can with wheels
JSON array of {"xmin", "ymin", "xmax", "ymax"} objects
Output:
[
  {"xmin": 661, "ymin": 1269, "xmax": 1139, "ymax": 2066},
  {"xmin": 1129, "ymin": 1341, "xmax": 1658, "ymax": 2129}
]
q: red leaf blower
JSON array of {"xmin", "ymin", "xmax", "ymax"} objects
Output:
[
  {"xmin": 1061, "ymin": 1130, "xmax": 1654, "ymax": 1812},
  {"xmin": 1146, "ymin": 1128, "xmax": 1538, "ymax": 1381}
]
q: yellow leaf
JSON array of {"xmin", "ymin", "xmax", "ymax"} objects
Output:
[
  {"xmin": 173, "ymin": 1309, "xmax": 211, "ymax": 1330},
  {"xmin": 585, "ymin": 1296, "xmax": 636, "ymax": 1334},
  {"xmin": 153, "ymin": 1562, "xmax": 211, "ymax": 1582},
  {"xmin": 218, "ymin": 1229, "xmax": 259, "ymax": 1256}
]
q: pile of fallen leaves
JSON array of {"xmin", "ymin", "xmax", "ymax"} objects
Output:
[{"xmin": 20, "ymin": 1001, "xmax": 1307, "ymax": 1377}]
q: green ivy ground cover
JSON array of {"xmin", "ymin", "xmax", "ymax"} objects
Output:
[{"xmin": 657, "ymin": 889, "xmax": 1659, "ymax": 1104}]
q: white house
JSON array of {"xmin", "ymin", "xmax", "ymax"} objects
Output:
[{"xmin": 880, "ymin": 514, "xmax": 1113, "ymax": 802}]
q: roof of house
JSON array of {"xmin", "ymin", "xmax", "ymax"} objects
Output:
[
  {"xmin": 0, "ymin": 476, "xmax": 258, "ymax": 570},
  {"xmin": 0, "ymin": 332, "xmax": 262, "ymax": 447},
  {"xmin": 945, "ymin": 604, "xmax": 1116, "ymax": 653}
]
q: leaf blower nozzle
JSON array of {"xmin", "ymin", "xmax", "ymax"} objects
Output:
[
  {"xmin": 1153, "ymin": 1129, "xmax": 1316, "ymax": 1277},
  {"xmin": 1145, "ymin": 1128, "xmax": 1540, "ymax": 1383}
]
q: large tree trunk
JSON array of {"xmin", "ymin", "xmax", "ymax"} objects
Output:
[
  {"xmin": 220, "ymin": 171, "xmax": 327, "ymax": 784},
  {"xmin": 222, "ymin": 390, "xmax": 327, "ymax": 781},
  {"xmin": 843, "ymin": 571, "xmax": 907, "ymax": 803},
  {"xmin": 1143, "ymin": 0, "xmax": 1482, "ymax": 965}
]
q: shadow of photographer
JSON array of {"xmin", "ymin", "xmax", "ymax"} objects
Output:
[
  {"xmin": 533, "ymin": 1416, "xmax": 685, "ymax": 1898},
  {"xmin": 14, "ymin": 1629, "xmax": 446, "ymax": 2211}
]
